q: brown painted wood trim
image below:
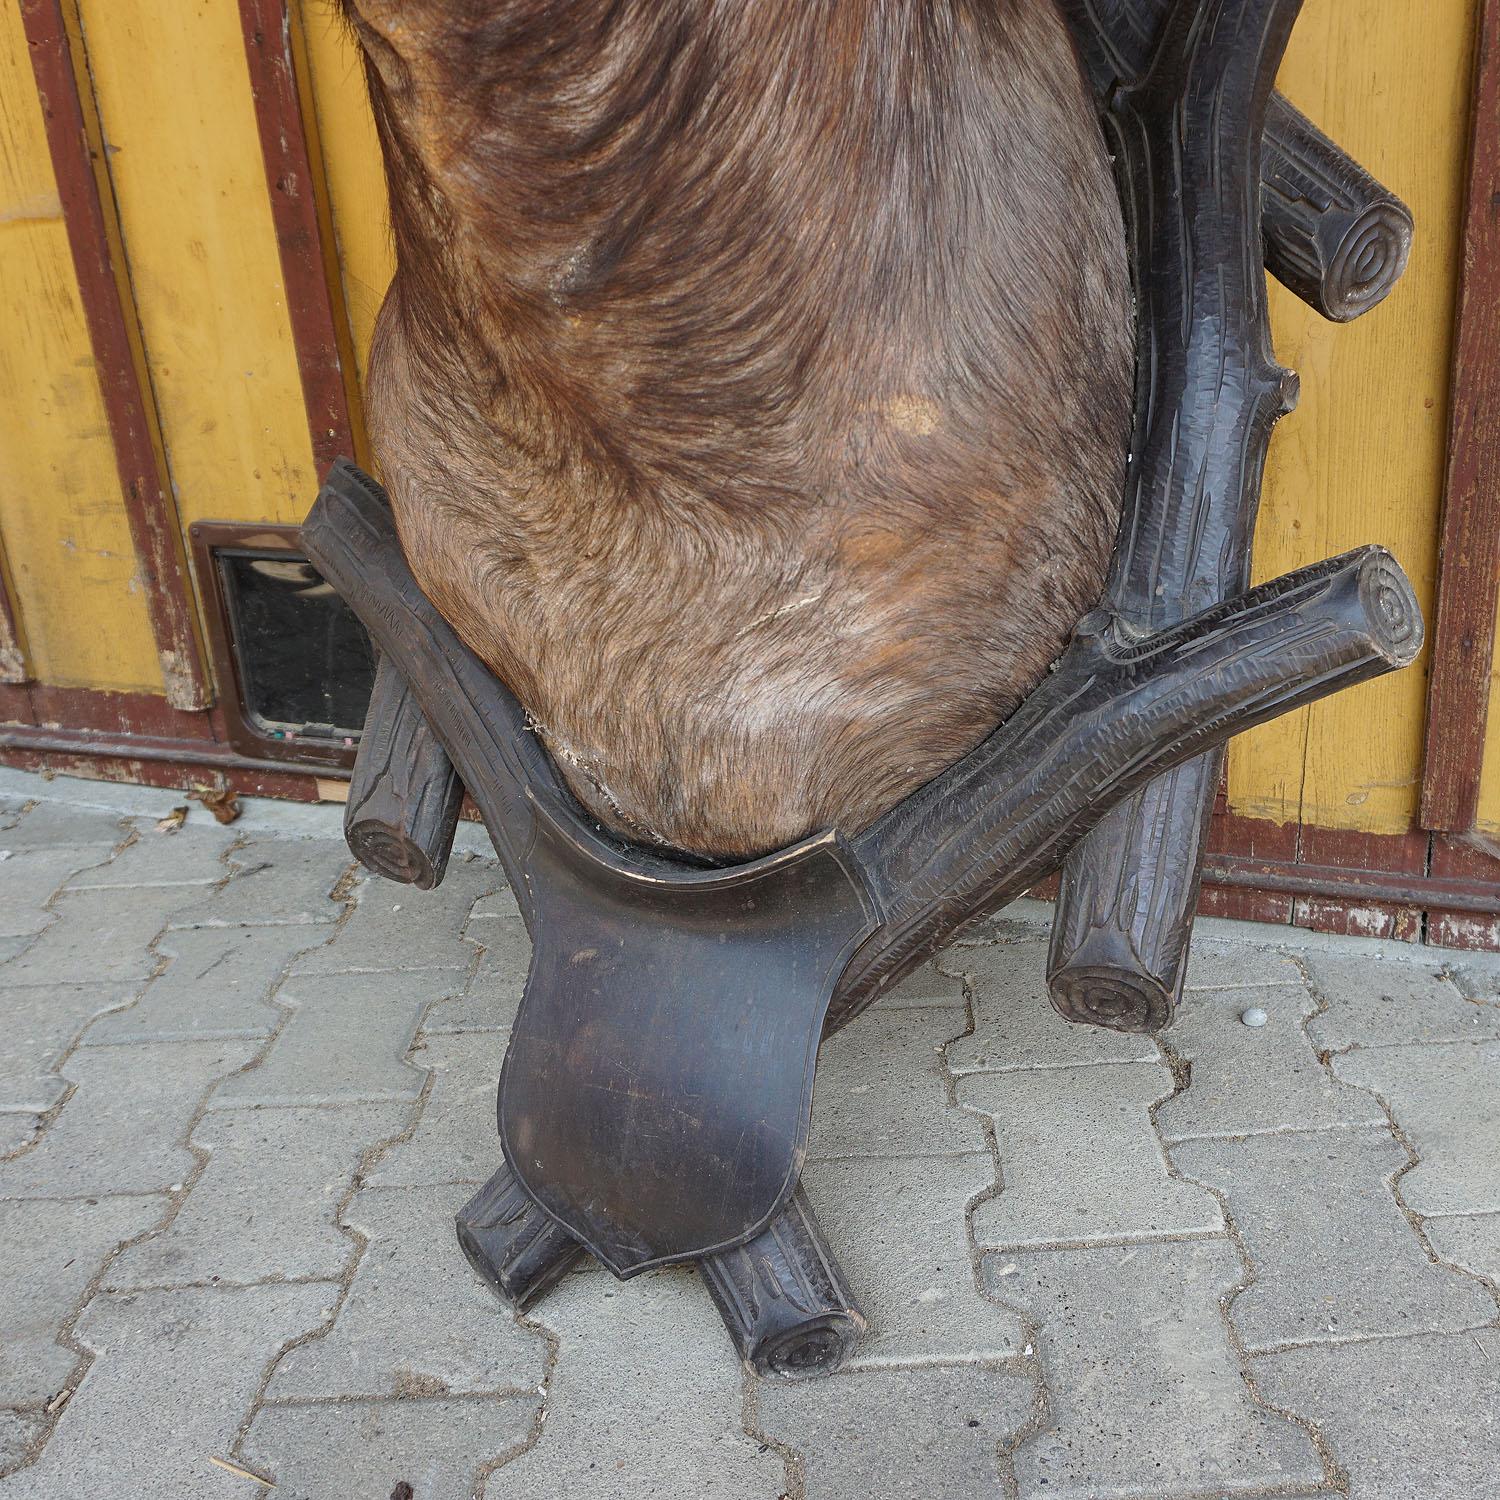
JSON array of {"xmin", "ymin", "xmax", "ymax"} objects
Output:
[
  {"xmin": 237, "ymin": 0, "xmax": 365, "ymax": 475},
  {"xmin": 0, "ymin": 535, "xmax": 31, "ymax": 684},
  {"xmin": 1422, "ymin": 0, "xmax": 1500, "ymax": 832},
  {"xmin": 17, "ymin": 0, "xmax": 211, "ymax": 711}
]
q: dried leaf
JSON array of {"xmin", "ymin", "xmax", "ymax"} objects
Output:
[
  {"xmin": 155, "ymin": 806, "xmax": 189, "ymax": 835},
  {"xmin": 190, "ymin": 786, "xmax": 242, "ymax": 825},
  {"xmin": 208, "ymin": 1456, "xmax": 273, "ymax": 1486}
]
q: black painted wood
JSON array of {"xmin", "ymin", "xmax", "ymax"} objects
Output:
[
  {"xmin": 1046, "ymin": 0, "xmax": 1341, "ymax": 1034},
  {"xmin": 456, "ymin": 1156, "xmax": 586, "ymax": 1308},
  {"xmin": 345, "ymin": 653, "xmax": 464, "ymax": 889},
  {"xmin": 699, "ymin": 1189, "xmax": 865, "ymax": 1379}
]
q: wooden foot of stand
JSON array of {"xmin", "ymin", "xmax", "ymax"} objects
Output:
[
  {"xmin": 699, "ymin": 1189, "xmax": 865, "ymax": 1379},
  {"xmin": 456, "ymin": 1158, "xmax": 586, "ymax": 1309}
]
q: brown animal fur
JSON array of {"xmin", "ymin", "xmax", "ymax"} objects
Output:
[{"xmin": 340, "ymin": 0, "xmax": 1133, "ymax": 860}]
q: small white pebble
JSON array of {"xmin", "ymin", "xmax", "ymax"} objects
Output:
[{"xmin": 1241, "ymin": 1006, "xmax": 1269, "ymax": 1029}]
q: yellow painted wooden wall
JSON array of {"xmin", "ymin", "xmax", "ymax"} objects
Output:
[{"xmin": 1, "ymin": 0, "xmax": 1496, "ymax": 836}]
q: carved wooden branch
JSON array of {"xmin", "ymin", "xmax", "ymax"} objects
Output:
[
  {"xmin": 345, "ymin": 654, "xmax": 464, "ymax": 889},
  {"xmin": 1046, "ymin": 0, "xmax": 1320, "ymax": 1032},
  {"xmin": 1060, "ymin": 0, "xmax": 1414, "ymax": 322}
]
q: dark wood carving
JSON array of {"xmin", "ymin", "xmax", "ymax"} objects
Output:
[
  {"xmin": 1046, "ymin": 0, "xmax": 1413, "ymax": 1034},
  {"xmin": 345, "ymin": 656, "xmax": 464, "ymax": 889},
  {"xmin": 1060, "ymin": 1, "xmax": 1414, "ymax": 323},
  {"xmin": 300, "ymin": 0, "xmax": 1428, "ymax": 1372}
]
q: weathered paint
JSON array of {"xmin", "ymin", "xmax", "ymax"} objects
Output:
[
  {"xmin": 1229, "ymin": 0, "xmax": 1480, "ymax": 835},
  {"xmin": 0, "ymin": 0, "xmax": 160, "ymax": 694},
  {"xmin": 73, "ymin": 0, "xmax": 318, "ymax": 528}
]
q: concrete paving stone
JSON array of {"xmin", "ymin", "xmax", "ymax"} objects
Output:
[
  {"xmin": 208, "ymin": 970, "xmax": 443, "ymax": 1109},
  {"xmin": 168, "ymin": 836, "xmax": 354, "ymax": 928},
  {"xmin": 0, "ymin": 1282, "xmax": 336, "ymax": 1500},
  {"xmin": 424, "ymin": 918, "xmax": 530, "ymax": 1033},
  {"xmin": 0, "ymin": 802, "xmax": 129, "ymax": 851},
  {"xmin": 1155, "ymin": 985, "xmax": 1387, "ymax": 1143},
  {"xmin": 1303, "ymin": 952, "xmax": 1500, "ymax": 1051},
  {"xmin": 757, "ymin": 1363, "xmax": 1034, "ymax": 1500},
  {"xmin": 804, "ymin": 1152, "xmax": 1022, "ymax": 1366},
  {"xmin": 0, "ymin": 1410, "xmax": 46, "ymax": 1475},
  {"xmin": 1447, "ymin": 955, "xmax": 1500, "ymax": 1003},
  {"xmin": 1253, "ymin": 1329, "xmax": 1500, "ymax": 1500},
  {"xmin": 0, "ymin": 1114, "xmax": 38, "ymax": 1156},
  {"xmin": 0, "ymin": 982, "xmax": 139, "ymax": 1113},
  {"xmin": 988, "ymin": 1240, "xmax": 1325, "ymax": 1499},
  {"xmin": 941, "ymin": 941, "xmax": 1159, "ymax": 1074},
  {"xmin": 244, "ymin": 1394, "xmax": 539, "ymax": 1500},
  {"xmin": 1423, "ymin": 1212, "xmax": 1500, "ymax": 1284},
  {"xmin": 876, "ymin": 960, "xmax": 967, "ymax": 1010},
  {"xmin": 63, "ymin": 823, "xmax": 237, "ymax": 890},
  {"xmin": 1171, "ymin": 1130, "xmax": 1495, "ymax": 1351},
  {"xmin": 0, "ymin": 1039, "xmax": 257, "ymax": 1199},
  {"xmin": 105, "ymin": 1100, "xmax": 409, "ymax": 1289},
  {"xmin": 809, "ymin": 1009, "xmax": 983, "ymax": 1160},
  {"xmin": 0, "ymin": 935, "xmax": 31, "ymax": 966},
  {"xmin": 82, "ymin": 925, "xmax": 323, "ymax": 1045},
  {"xmin": 1181, "ymin": 944, "xmax": 1307, "ymax": 991},
  {"xmin": 484, "ymin": 1267, "xmax": 786, "ymax": 1500},
  {"xmin": 0, "ymin": 1195, "xmax": 164, "ymax": 1409},
  {"xmin": 962, "ymin": 1062, "xmax": 1222, "ymax": 1248},
  {"xmin": 0, "ymin": 884, "xmax": 200, "ymax": 986},
  {"xmin": 465, "ymin": 871, "xmax": 520, "ymax": 922},
  {"xmin": 367, "ymin": 1032, "xmax": 509, "ymax": 1188},
  {"xmin": 0, "ymin": 848, "xmax": 113, "ymax": 937},
  {"xmin": 268, "ymin": 1182, "xmax": 547, "ymax": 1400},
  {"xmin": 289, "ymin": 857, "xmax": 499, "ymax": 976},
  {"xmin": 1335, "ymin": 1042, "xmax": 1500, "ymax": 1217}
]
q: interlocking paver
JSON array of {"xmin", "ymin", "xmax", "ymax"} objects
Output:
[
  {"xmin": 0, "ymin": 1039, "xmax": 257, "ymax": 1199},
  {"xmin": 1171, "ymin": 1130, "xmax": 1495, "ymax": 1350},
  {"xmin": 0, "ymin": 1412, "xmax": 45, "ymax": 1475},
  {"xmin": 484, "ymin": 1269, "xmax": 786, "ymax": 1500},
  {"xmin": 0, "ymin": 885, "xmax": 195, "ymax": 986},
  {"xmin": 757, "ymin": 1363, "xmax": 1034, "ymax": 1499},
  {"xmin": 1334, "ymin": 1042, "xmax": 1500, "ymax": 1216},
  {"xmin": 810, "ymin": 1009, "xmax": 981, "ymax": 1160},
  {"xmin": 268, "ymin": 1182, "xmax": 547, "ymax": 1400},
  {"xmin": 0, "ymin": 802, "xmax": 127, "ymax": 851},
  {"xmin": 1254, "ymin": 1329, "xmax": 1500, "ymax": 1500},
  {"xmin": 0, "ymin": 848, "xmax": 112, "ymax": 936},
  {"xmin": 1, "ymin": 1282, "xmax": 335, "ymax": 1500},
  {"xmin": 1303, "ymin": 953, "xmax": 1500, "ymax": 1050},
  {"xmin": 942, "ymin": 941, "xmax": 1160, "ymax": 1074},
  {"xmin": 105, "ymin": 1101, "xmax": 409, "ymax": 1289},
  {"xmin": 82, "ymin": 925, "xmax": 322, "ymax": 1045},
  {"xmin": 988, "ymin": 1241, "xmax": 1325, "ymax": 1499},
  {"xmin": 466, "ymin": 875, "xmax": 520, "ymax": 922},
  {"xmin": 289, "ymin": 857, "xmax": 497, "ymax": 975},
  {"xmin": 804, "ymin": 1151, "xmax": 1024, "ymax": 1366},
  {"xmin": 877, "ymin": 960, "xmax": 967, "ymax": 1010},
  {"xmin": 243, "ymin": 1394, "xmax": 538, "ymax": 1500},
  {"xmin": 423, "ymin": 917, "xmax": 529, "ymax": 1033},
  {"xmin": 1181, "ymin": 944, "xmax": 1307, "ymax": 992},
  {"xmin": 168, "ymin": 837, "xmax": 354, "ymax": 928},
  {"xmin": 961, "ymin": 1062, "xmax": 1222, "ymax": 1247},
  {"xmin": 0, "ymin": 982, "xmax": 138, "ymax": 1114},
  {"xmin": 0, "ymin": 1195, "xmax": 163, "ymax": 1409},
  {"xmin": 367, "ymin": 1032, "xmax": 508, "ymax": 1188},
  {"xmin": 1155, "ymin": 985, "xmax": 1386, "ymax": 1142},
  {"xmin": 1424, "ymin": 1212, "xmax": 1500, "ymax": 1283},
  {"xmin": 63, "ymin": 825, "xmax": 237, "ymax": 890},
  {"xmin": 208, "ymin": 971, "xmax": 443, "ymax": 1109}
]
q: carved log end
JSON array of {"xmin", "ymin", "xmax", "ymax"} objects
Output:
[
  {"xmin": 699, "ymin": 1189, "xmax": 865, "ymax": 1379},
  {"xmin": 1048, "ymin": 962, "xmax": 1176, "ymax": 1035},
  {"xmin": 1359, "ymin": 547, "xmax": 1424, "ymax": 666},
  {"xmin": 345, "ymin": 817, "xmax": 449, "ymax": 890},
  {"xmin": 456, "ymin": 1159, "xmax": 586, "ymax": 1309}
]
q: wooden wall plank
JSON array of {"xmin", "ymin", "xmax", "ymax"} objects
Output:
[
  {"xmin": 71, "ymin": 0, "xmax": 318, "ymax": 531},
  {"xmin": 297, "ymin": 0, "xmax": 392, "ymax": 390},
  {"xmin": 0, "ymin": 0, "xmax": 160, "ymax": 698},
  {"xmin": 237, "ymin": 0, "xmax": 364, "ymax": 474},
  {"xmin": 1426, "ymin": 0, "xmax": 1500, "ymax": 833},
  {"xmin": 1229, "ymin": 0, "xmax": 1480, "ymax": 835},
  {"xmin": 16, "ymin": 0, "xmax": 212, "ymax": 707}
]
